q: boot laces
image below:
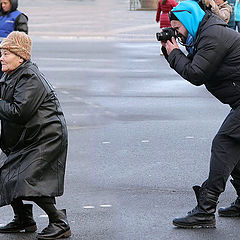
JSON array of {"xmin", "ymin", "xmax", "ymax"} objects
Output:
[{"xmin": 187, "ymin": 206, "xmax": 199, "ymax": 215}]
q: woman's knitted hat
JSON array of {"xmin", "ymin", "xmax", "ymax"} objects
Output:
[{"xmin": 0, "ymin": 31, "xmax": 32, "ymax": 61}]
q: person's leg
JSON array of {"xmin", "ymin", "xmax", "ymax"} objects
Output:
[
  {"xmin": 173, "ymin": 108, "xmax": 240, "ymax": 228},
  {"xmin": 235, "ymin": 22, "xmax": 238, "ymax": 31},
  {"xmin": 229, "ymin": 161, "xmax": 240, "ymax": 196},
  {"xmin": 233, "ymin": 21, "xmax": 237, "ymax": 31},
  {"xmin": 33, "ymin": 197, "xmax": 71, "ymax": 240},
  {"xmin": 228, "ymin": 23, "xmax": 236, "ymax": 30},
  {"xmin": 236, "ymin": 21, "xmax": 240, "ymax": 32},
  {"xmin": 0, "ymin": 198, "xmax": 37, "ymax": 233},
  {"xmin": 34, "ymin": 199, "xmax": 58, "ymax": 222},
  {"xmin": 218, "ymin": 161, "xmax": 240, "ymax": 216},
  {"xmin": 205, "ymin": 108, "xmax": 240, "ymax": 194}
]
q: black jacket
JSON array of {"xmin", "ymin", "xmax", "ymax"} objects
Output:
[
  {"xmin": 167, "ymin": 12, "xmax": 240, "ymax": 109},
  {"xmin": 0, "ymin": 61, "xmax": 68, "ymax": 207}
]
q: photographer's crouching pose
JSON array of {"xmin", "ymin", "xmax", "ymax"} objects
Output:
[
  {"xmin": 160, "ymin": 0, "xmax": 240, "ymax": 229},
  {"xmin": 0, "ymin": 31, "xmax": 71, "ymax": 239}
]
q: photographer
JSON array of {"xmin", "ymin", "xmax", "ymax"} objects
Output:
[{"xmin": 160, "ymin": 0, "xmax": 240, "ymax": 229}]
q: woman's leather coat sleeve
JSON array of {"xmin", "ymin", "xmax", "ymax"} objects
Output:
[{"xmin": 0, "ymin": 71, "xmax": 47, "ymax": 124}]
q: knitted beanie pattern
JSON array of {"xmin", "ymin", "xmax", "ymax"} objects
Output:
[{"xmin": 0, "ymin": 31, "xmax": 32, "ymax": 61}]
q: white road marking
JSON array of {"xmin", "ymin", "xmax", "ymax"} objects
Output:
[
  {"xmin": 100, "ymin": 204, "xmax": 112, "ymax": 208},
  {"xmin": 83, "ymin": 206, "xmax": 95, "ymax": 209},
  {"xmin": 61, "ymin": 91, "xmax": 69, "ymax": 94},
  {"xmin": 71, "ymin": 113, "xmax": 88, "ymax": 117}
]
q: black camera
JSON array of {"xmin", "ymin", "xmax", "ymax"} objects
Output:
[{"xmin": 156, "ymin": 27, "xmax": 176, "ymax": 42}]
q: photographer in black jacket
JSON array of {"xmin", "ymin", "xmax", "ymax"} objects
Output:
[{"xmin": 161, "ymin": 0, "xmax": 240, "ymax": 229}]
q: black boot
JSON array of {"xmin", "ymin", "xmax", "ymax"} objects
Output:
[
  {"xmin": 218, "ymin": 179, "xmax": 240, "ymax": 217},
  {"xmin": 0, "ymin": 204, "xmax": 37, "ymax": 233},
  {"xmin": 37, "ymin": 209, "xmax": 71, "ymax": 240},
  {"xmin": 173, "ymin": 186, "xmax": 219, "ymax": 228}
]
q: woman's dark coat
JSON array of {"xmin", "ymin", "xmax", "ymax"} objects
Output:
[
  {"xmin": 166, "ymin": 12, "xmax": 240, "ymax": 109},
  {"xmin": 0, "ymin": 61, "xmax": 68, "ymax": 207}
]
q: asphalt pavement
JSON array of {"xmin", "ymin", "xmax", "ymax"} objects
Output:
[
  {"xmin": 0, "ymin": 0, "xmax": 238, "ymax": 240},
  {"xmin": 18, "ymin": 0, "xmax": 158, "ymax": 41}
]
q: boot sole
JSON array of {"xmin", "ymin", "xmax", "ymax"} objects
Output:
[
  {"xmin": 173, "ymin": 221, "xmax": 216, "ymax": 229},
  {"xmin": 218, "ymin": 213, "xmax": 240, "ymax": 217},
  {"xmin": 0, "ymin": 224, "xmax": 37, "ymax": 233},
  {"xmin": 37, "ymin": 229, "xmax": 71, "ymax": 239},
  {"xmin": 25, "ymin": 224, "xmax": 38, "ymax": 232}
]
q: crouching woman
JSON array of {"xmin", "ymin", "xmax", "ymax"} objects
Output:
[{"xmin": 0, "ymin": 31, "xmax": 71, "ymax": 240}]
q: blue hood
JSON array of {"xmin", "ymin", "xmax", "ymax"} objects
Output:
[{"xmin": 170, "ymin": 1, "xmax": 205, "ymax": 39}]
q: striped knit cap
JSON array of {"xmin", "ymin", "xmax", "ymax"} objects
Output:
[{"xmin": 0, "ymin": 31, "xmax": 32, "ymax": 61}]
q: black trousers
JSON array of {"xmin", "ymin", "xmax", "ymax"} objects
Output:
[
  {"xmin": 205, "ymin": 106, "xmax": 240, "ymax": 193},
  {"xmin": 11, "ymin": 196, "xmax": 56, "ymax": 206}
]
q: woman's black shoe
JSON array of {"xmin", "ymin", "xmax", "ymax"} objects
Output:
[
  {"xmin": 37, "ymin": 209, "xmax": 71, "ymax": 239},
  {"xmin": 0, "ymin": 204, "xmax": 37, "ymax": 233}
]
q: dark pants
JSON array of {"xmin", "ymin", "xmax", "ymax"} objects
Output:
[
  {"xmin": 22, "ymin": 196, "xmax": 56, "ymax": 204},
  {"xmin": 11, "ymin": 196, "xmax": 56, "ymax": 208},
  {"xmin": 236, "ymin": 21, "xmax": 240, "ymax": 32},
  {"xmin": 230, "ymin": 21, "xmax": 240, "ymax": 32},
  {"xmin": 11, "ymin": 196, "xmax": 58, "ymax": 222},
  {"xmin": 205, "ymin": 106, "xmax": 240, "ymax": 193}
]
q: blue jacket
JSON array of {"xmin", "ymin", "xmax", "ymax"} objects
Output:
[
  {"xmin": 0, "ymin": 10, "xmax": 22, "ymax": 39},
  {"xmin": 234, "ymin": 0, "xmax": 240, "ymax": 21}
]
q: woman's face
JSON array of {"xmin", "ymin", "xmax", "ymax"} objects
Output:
[
  {"xmin": 0, "ymin": 50, "xmax": 24, "ymax": 74},
  {"xmin": 1, "ymin": 0, "xmax": 11, "ymax": 12}
]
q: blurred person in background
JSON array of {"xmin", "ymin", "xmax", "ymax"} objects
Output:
[
  {"xmin": 234, "ymin": 0, "xmax": 240, "ymax": 31},
  {"xmin": 0, "ymin": 0, "xmax": 28, "ymax": 78},
  {"xmin": 209, "ymin": 0, "xmax": 232, "ymax": 23},
  {"xmin": 227, "ymin": 0, "xmax": 236, "ymax": 29},
  {"xmin": 156, "ymin": 0, "xmax": 177, "ymax": 28},
  {"xmin": 0, "ymin": 31, "xmax": 71, "ymax": 240}
]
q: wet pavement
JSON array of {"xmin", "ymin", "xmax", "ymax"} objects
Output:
[
  {"xmin": 19, "ymin": 0, "xmax": 158, "ymax": 41},
  {"xmin": 0, "ymin": 1, "xmax": 238, "ymax": 240}
]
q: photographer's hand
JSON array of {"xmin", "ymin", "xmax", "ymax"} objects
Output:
[{"xmin": 164, "ymin": 37, "xmax": 180, "ymax": 55}]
